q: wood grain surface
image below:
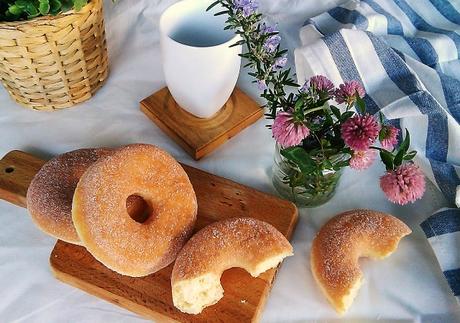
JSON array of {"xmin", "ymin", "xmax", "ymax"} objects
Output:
[
  {"xmin": 0, "ymin": 150, "xmax": 298, "ymax": 322},
  {"xmin": 140, "ymin": 87, "xmax": 264, "ymax": 160}
]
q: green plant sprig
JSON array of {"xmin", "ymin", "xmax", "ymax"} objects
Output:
[
  {"xmin": 208, "ymin": 0, "xmax": 298, "ymax": 119},
  {"xmin": 1, "ymin": 0, "xmax": 88, "ymax": 22}
]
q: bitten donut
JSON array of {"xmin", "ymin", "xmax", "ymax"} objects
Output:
[
  {"xmin": 26, "ymin": 148, "xmax": 112, "ymax": 244},
  {"xmin": 72, "ymin": 144, "xmax": 197, "ymax": 277},
  {"xmin": 171, "ymin": 217, "xmax": 293, "ymax": 314},
  {"xmin": 311, "ymin": 209, "xmax": 411, "ymax": 315}
]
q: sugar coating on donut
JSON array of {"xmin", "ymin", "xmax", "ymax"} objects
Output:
[
  {"xmin": 310, "ymin": 209, "xmax": 411, "ymax": 315},
  {"xmin": 26, "ymin": 148, "xmax": 112, "ymax": 244},
  {"xmin": 171, "ymin": 217, "xmax": 293, "ymax": 314},
  {"xmin": 72, "ymin": 144, "xmax": 197, "ymax": 277}
]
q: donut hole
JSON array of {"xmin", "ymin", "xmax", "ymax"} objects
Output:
[{"xmin": 126, "ymin": 194, "xmax": 153, "ymax": 224}]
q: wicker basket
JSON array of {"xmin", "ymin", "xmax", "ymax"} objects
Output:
[{"xmin": 0, "ymin": 0, "xmax": 108, "ymax": 111}]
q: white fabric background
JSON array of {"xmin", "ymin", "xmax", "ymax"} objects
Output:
[{"xmin": 0, "ymin": 0, "xmax": 459, "ymax": 322}]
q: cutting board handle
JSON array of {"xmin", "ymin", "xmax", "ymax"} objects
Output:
[{"xmin": 0, "ymin": 150, "xmax": 44, "ymax": 208}]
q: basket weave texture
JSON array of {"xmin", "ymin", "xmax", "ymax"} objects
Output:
[{"xmin": 0, "ymin": 0, "xmax": 108, "ymax": 111}]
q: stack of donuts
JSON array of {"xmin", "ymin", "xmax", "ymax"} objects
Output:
[{"xmin": 26, "ymin": 143, "xmax": 293, "ymax": 314}]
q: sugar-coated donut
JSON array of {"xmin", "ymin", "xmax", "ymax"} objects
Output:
[
  {"xmin": 72, "ymin": 144, "xmax": 197, "ymax": 277},
  {"xmin": 311, "ymin": 209, "xmax": 411, "ymax": 315},
  {"xmin": 26, "ymin": 148, "xmax": 112, "ymax": 244},
  {"xmin": 171, "ymin": 217, "xmax": 293, "ymax": 314}
]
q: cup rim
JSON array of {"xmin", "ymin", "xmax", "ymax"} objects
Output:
[{"xmin": 159, "ymin": 0, "xmax": 241, "ymax": 49}]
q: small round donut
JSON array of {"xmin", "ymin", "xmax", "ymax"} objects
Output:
[
  {"xmin": 72, "ymin": 144, "xmax": 197, "ymax": 277},
  {"xmin": 171, "ymin": 217, "xmax": 293, "ymax": 314},
  {"xmin": 26, "ymin": 148, "xmax": 112, "ymax": 244},
  {"xmin": 310, "ymin": 209, "xmax": 411, "ymax": 315}
]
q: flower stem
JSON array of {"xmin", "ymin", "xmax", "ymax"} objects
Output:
[{"xmin": 304, "ymin": 106, "xmax": 325, "ymax": 116}]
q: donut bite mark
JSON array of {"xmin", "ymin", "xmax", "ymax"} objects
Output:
[
  {"xmin": 72, "ymin": 144, "xmax": 198, "ymax": 277},
  {"xmin": 310, "ymin": 209, "xmax": 411, "ymax": 315},
  {"xmin": 171, "ymin": 217, "xmax": 293, "ymax": 314}
]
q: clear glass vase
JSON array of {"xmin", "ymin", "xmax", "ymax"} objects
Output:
[{"xmin": 272, "ymin": 144, "xmax": 345, "ymax": 208}]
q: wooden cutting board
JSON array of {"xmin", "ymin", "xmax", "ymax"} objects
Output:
[{"xmin": 0, "ymin": 150, "xmax": 298, "ymax": 323}]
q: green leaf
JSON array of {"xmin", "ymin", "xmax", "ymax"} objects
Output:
[
  {"xmin": 322, "ymin": 159, "xmax": 333, "ymax": 170},
  {"xmin": 379, "ymin": 111, "xmax": 385, "ymax": 124},
  {"xmin": 61, "ymin": 0, "xmax": 73, "ymax": 12},
  {"xmin": 324, "ymin": 110, "xmax": 333, "ymax": 126},
  {"xmin": 403, "ymin": 150, "xmax": 417, "ymax": 161},
  {"xmin": 206, "ymin": 0, "xmax": 220, "ymax": 11},
  {"xmin": 39, "ymin": 0, "xmax": 50, "ymax": 15},
  {"xmin": 340, "ymin": 111, "xmax": 354, "ymax": 121},
  {"xmin": 50, "ymin": 0, "xmax": 61, "ymax": 14},
  {"xmin": 15, "ymin": 0, "xmax": 29, "ymax": 8},
  {"xmin": 311, "ymin": 98, "xmax": 328, "ymax": 108},
  {"xmin": 284, "ymin": 81, "xmax": 300, "ymax": 87},
  {"xmin": 289, "ymin": 171, "xmax": 305, "ymax": 188},
  {"xmin": 294, "ymin": 97, "xmax": 304, "ymax": 112},
  {"xmin": 379, "ymin": 127, "xmax": 387, "ymax": 142},
  {"xmin": 393, "ymin": 129, "xmax": 411, "ymax": 166},
  {"xmin": 321, "ymin": 138, "xmax": 331, "ymax": 148},
  {"xmin": 213, "ymin": 10, "xmax": 229, "ymax": 16},
  {"xmin": 333, "ymin": 163, "xmax": 348, "ymax": 171},
  {"xmin": 308, "ymin": 120, "xmax": 323, "ymax": 131},
  {"xmin": 333, "ymin": 159, "xmax": 350, "ymax": 170},
  {"xmin": 278, "ymin": 49, "xmax": 288, "ymax": 55},
  {"xmin": 73, "ymin": 0, "xmax": 87, "ymax": 11},
  {"xmin": 355, "ymin": 96, "xmax": 366, "ymax": 114},
  {"xmin": 330, "ymin": 105, "xmax": 341, "ymax": 119},
  {"xmin": 394, "ymin": 149, "xmax": 404, "ymax": 167},
  {"xmin": 25, "ymin": 3, "xmax": 38, "ymax": 17},
  {"xmin": 398, "ymin": 129, "xmax": 410, "ymax": 155},
  {"xmin": 229, "ymin": 39, "xmax": 245, "ymax": 47},
  {"xmin": 280, "ymin": 147, "xmax": 316, "ymax": 174},
  {"xmin": 342, "ymin": 147, "xmax": 353, "ymax": 154},
  {"xmin": 8, "ymin": 5, "xmax": 23, "ymax": 15},
  {"xmin": 379, "ymin": 150, "xmax": 394, "ymax": 171}
]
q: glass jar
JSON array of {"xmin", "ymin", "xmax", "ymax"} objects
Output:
[{"xmin": 272, "ymin": 144, "xmax": 345, "ymax": 208}]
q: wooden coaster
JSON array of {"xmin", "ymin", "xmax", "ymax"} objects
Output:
[{"xmin": 140, "ymin": 87, "xmax": 263, "ymax": 160}]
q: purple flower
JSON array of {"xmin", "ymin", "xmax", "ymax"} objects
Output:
[
  {"xmin": 273, "ymin": 55, "xmax": 287, "ymax": 70},
  {"xmin": 263, "ymin": 34, "xmax": 281, "ymax": 53},
  {"xmin": 380, "ymin": 163, "xmax": 426, "ymax": 205},
  {"xmin": 272, "ymin": 111, "xmax": 310, "ymax": 147},
  {"xmin": 335, "ymin": 80, "xmax": 366, "ymax": 105},
  {"xmin": 242, "ymin": 5, "xmax": 254, "ymax": 17},
  {"xmin": 349, "ymin": 149, "xmax": 377, "ymax": 170},
  {"xmin": 260, "ymin": 23, "xmax": 278, "ymax": 34},
  {"xmin": 309, "ymin": 75, "xmax": 335, "ymax": 97},
  {"xmin": 341, "ymin": 114, "xmax": 380, "ymax": 151},
  {"xmin": 233, "ymin": 0, "xmax": 258, "ymax": 17},
  {"xmin": 259, "ymin": 23, "xmax": 281, "ymax": 53},
  {"xmin": 311, "ymin": 115, "xmax": 325, "ymax": 125},
  {"xmin": 257, "ymin": 79, "xmax": 268, "ymax": 91},
  {"xmin": 299, "ymin": 81, "xmax": 309, "ymax": 93}
]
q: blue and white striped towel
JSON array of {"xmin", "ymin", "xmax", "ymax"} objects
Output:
[{"xmin": 294, "ymin": 0, "xmax": 460, "ymax": 302}]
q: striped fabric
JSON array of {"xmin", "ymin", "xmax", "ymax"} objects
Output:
[
  {"xmin": 295, "ymin": 0, "xmax": 460, "ymax": 302},
  {"xmin": 421, "ymin": 209, "xmax": 460, "ymax": 300}
]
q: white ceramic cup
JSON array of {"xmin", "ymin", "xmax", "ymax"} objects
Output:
[{"xmin": 160, "ymin": 0, "xmax": 242, "ymax": 118}]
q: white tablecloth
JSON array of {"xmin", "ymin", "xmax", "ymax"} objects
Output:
[{"xmin": 1, "ymin": 0, "xmax": 459, "ymax": 322}]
